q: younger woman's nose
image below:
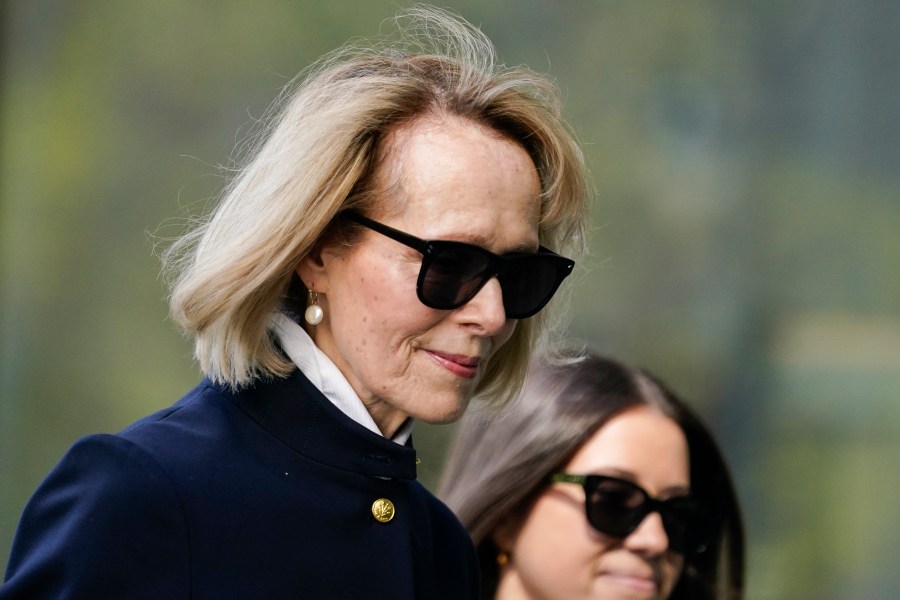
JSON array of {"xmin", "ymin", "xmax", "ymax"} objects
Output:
[{"xmin": 623, "ymin": 511, "xmax": 670, "ymax": 556}]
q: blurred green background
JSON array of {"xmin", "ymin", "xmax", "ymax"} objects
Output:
[{"xmin": 1, "ymin": 1, "xmax": 898, "ymax": 597}]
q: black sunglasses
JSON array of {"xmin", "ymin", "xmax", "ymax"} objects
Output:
[
  {"xmin": 344, "ymin": 212, "xmax": 574, "ymax": 319},
  {"xmin": 550, "ymin": 473, "xmax": 712, "ymax": 555}
]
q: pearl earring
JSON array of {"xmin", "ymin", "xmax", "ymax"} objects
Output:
[{"xmin": 304, "ymin": 291, "xmax": 324, "ymax": 325}]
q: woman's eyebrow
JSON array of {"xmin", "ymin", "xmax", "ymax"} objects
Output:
[{"xmin": 590, "ymin": 468, "xmax": 692, "ymax": 497}]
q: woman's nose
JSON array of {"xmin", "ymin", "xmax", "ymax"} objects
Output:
[
  {"xmin": 623, "ymin": 511, "xmax": 670, "ymax": 556},
  {"xmin": 457, "ymin": 277, "xmax": 508, "ymax": 333}
]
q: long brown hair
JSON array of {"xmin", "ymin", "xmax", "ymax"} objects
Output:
[{"xmin": 439, "ymin": 346, "xmax": 745, "ymax": 599}]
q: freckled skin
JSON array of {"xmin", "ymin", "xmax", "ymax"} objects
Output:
[{"xmin": 297, "ymin": 114, "xmax": 542, "ymax": 437}]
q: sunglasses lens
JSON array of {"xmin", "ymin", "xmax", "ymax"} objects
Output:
[
  {"xmin": 585, "ymin": 478, "xmax": 648, "ymax": 538},
  {"xmin": 661, "ymin": 498, "xmax": 709, "ymax": 555},
  {"xmin": 501, "ymin": 254, "xmax": 573, "ymax": 319},
  {"xmin": 585, "ymin": 478, "xmax": 709, "ymax": 554},
  {"xmin": 418, "ymin": 242, "xmax": 574, "ymax": 318},
  {"xmin": 420, "ymin": 244, "xmax": 492, "ymax": 309},
  {"xmin": 345, "ymin": 213, "xmax": 574, "ymax": 317}
]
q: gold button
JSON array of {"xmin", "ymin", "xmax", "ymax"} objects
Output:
[{"xmin": 371, "ymin": 498, "xmax": 395, "ymax": 523}]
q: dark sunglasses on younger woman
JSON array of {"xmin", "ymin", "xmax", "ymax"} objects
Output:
[
  {"xmin": 550, "ymin": 473, "xmax": 715, "ymax": 556},
  {"xmin": 344, "ymin": 212, "xmax": 574, "ymax": 319}
]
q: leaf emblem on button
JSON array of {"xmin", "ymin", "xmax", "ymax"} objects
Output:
[{"xmin": 371, "ymin": 498, "xmax": 395, "ymax": 523}]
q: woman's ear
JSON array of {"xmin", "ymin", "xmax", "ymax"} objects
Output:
[
  {"xmin": 295, "ymin": 240, "xmax": 329, "ymax": 293},
  {"xmin": 491, "ymin": 514, "xmax": 521, "ymax": 554}
]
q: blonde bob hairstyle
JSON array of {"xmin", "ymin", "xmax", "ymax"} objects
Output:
[{"xmin": 163, "ymin": 5, "xmax": 590, "ymax": 404}]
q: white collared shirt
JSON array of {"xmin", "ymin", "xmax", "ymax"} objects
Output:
[{"xmin": 270, "ymin": 312, "xmax": 413, "ymax": 445}]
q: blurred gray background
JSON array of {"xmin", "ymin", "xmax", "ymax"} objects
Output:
[{"xmin": 2, "ymin": 1, "xmax": 898, "ymax": 598}]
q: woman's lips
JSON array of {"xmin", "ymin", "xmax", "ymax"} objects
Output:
[
  {"xmin": 600, "ymin": 571, "xmax": 657, "ymax": 594},
  {"xmin": 427, "ymin": 350, "xmax": 481, "ymax": 379}
]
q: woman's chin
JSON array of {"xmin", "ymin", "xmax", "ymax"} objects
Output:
[{"xmin": 410, "ymin": 394, "xmax": 472, "ymax": 425}]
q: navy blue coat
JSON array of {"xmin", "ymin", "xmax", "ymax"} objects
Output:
[{"xmin": 1, "ymin": 370, "xmax": 478, "ymax": 599}]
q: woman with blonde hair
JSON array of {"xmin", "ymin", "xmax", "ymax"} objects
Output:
[
  {"xmin": 1, "ymin": 6, "xmax": 588, "ymax": 599},
  {"xmin": 440, "ymin": 348, "xmax": 745, "ymax": 600}
]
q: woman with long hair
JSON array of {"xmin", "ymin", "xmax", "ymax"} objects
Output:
[{"xmin": 441, "ymin": 348, "xmax": 744, "ymax": 600}]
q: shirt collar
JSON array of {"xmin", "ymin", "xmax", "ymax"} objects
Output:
[{"xmin": 270, "ymin": 312, "xmax": 414, "ymax": 445}]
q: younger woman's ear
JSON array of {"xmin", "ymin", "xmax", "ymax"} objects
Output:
[{"xmin": 491, "ymin": 515, "xmax": 521, "ymax": 553}]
